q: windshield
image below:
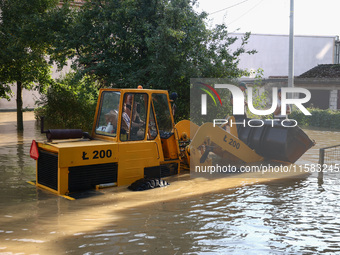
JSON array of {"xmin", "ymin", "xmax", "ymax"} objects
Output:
[{"xmin": 95, "ymin": 91, "xmax": 120, "ymax": 137}]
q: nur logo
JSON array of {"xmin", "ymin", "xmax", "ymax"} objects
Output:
[{"xmin": 199, "ymin": 84, "xmax": 312, "ymax": 116}]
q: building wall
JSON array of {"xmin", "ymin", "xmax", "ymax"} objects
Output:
[
  {"xmin": 231, "ymin": 34, "xmax": 336, "ymax": 78},
  {"xmin": 0, "ymin": 87, "xmax": 40, "ymax": 111}
]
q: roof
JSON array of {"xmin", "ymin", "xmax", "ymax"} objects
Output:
[{"xmin": 299, "ymin": 64, "xmax": 340, "ymax": 78}]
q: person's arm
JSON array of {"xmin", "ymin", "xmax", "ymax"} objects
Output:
[{"xmin": 122, "ymin": 112, "xmax": 130, "ymax": 129}]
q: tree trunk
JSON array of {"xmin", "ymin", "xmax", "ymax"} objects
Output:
[{"xmin": 16, "ymin": 81, "xmax": 24, "ymax": 131}]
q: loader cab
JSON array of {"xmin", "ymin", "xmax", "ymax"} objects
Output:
[{"xmin": 92, "ymin": 89, "xmax": 180, "ymax": 184}]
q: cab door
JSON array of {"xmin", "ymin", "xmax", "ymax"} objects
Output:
[
  {"xmin": 151, "ymin": 93, "xmax": 180, "ymax": 161},
  {"xmin": 117, "ymin": 92, "xmax": 162, "ymax": 186}
]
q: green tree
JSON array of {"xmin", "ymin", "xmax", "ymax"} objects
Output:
[
  {"xmin": 55, "ymin": 0, "xmax": 255, "ymax": 120},
  {"xmin": 0, "ymin": 0, "xmax": 60, "ymax": 130}
]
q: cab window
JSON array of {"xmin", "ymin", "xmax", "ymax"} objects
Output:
[
  {"xmin": 95, "ymin": 91, "xmax": 120, "ymax": 137},
  {"xmin": 148, "ymin": 104, "xmax": 158, "ymax": 140},
  {"xmin": 120, "ymin": 93, "xmax": 148, "ymax": 141},
  {"xmin": 152, "ymin": 93, "xmax": 173, "ymax": 138}
]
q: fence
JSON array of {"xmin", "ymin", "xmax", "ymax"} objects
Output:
[{"xmin": 318, "ymin": 144, "xmax": 340, "ymax": 182}]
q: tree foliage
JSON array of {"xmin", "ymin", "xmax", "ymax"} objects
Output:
[
  {"xmin": 0, "ymin": 0, "xmax": 61, "ymax": 130},
  {"xmin": 56, "ymin": 0, "xmax": 255, "ymax": 120},
  {"xmin": 0, "ymin": 0, "xmax": 256, "ymax": 130}
]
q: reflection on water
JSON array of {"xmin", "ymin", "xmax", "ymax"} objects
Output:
[{"xmin": 0, "ymin": 112, "xmax": 340, "ymax": 254}]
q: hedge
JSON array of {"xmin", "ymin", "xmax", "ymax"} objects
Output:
[{"xmin": 290, "ymin": 108, "xmax": 340, "ymax": 129}]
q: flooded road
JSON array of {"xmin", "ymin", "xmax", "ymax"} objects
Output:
[{"xmin": 1, "ymin": 112, "xmax": 340, "ymax": 254}]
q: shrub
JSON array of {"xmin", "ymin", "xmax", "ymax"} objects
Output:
[
  {"xmin": 35, "ymin": 73, "xmax": 99, "ymax": 132},
  {"xmin": 290, "ymin": 108, "xmax": 340, "ymax": 129}
]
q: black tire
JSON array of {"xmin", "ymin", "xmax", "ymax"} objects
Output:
[{"xmin": 128, "ymin": 178, "xmax": 169, "ymax": 191}]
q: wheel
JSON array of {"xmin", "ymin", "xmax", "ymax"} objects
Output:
[{"xmin": 128, "ymin": 178, "xmax": 169, "ymax": 191}]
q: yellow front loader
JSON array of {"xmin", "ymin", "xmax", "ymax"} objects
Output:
[
  {"xmin": 30, "ymin": 88, "xmax": 314, "ymax": 197},
  {"xmin": 31, "ymin": 88, "xmax": 182, "ymax": 197}
]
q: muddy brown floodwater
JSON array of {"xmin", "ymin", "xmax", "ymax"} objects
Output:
[{"xmin": 1, "ymin": 111, "xmax": 340, "ymax": 254}]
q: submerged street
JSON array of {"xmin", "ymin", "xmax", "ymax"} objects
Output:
[{"xmin": 1, "ymin": 111, "xmax": 340, "ymax": 254}]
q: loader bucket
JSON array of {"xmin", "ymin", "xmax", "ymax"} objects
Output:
[{"xmin": 237, "ymin": 120, "xmax": 315, "ymax": 163}]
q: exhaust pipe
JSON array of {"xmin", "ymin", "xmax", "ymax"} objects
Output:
[{"xmin": 40, "ymin": 116, "xmax": 93, "ymax": 141}]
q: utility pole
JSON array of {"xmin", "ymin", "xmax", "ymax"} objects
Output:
[{"xmin": 288, "ymin": 0, "xmax": 294, "ymax": 88}]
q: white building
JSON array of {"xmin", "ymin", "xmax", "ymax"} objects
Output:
[{"xmin": 230, "ymin": 33, "xmax": 339, "ymax": 78}]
